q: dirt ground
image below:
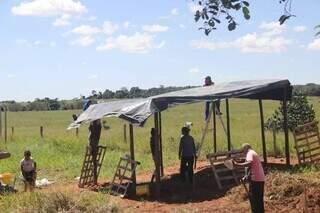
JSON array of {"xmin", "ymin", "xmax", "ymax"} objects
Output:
[{"xmin": 43, "ymin": 158, "xmax": 320, "ymax": 212}]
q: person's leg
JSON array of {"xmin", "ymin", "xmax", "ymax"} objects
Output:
[
  {"xmin": 215, "ymin": 100, "xmax": 221, "ymax": 114},
  {"xmin": 187, "ymin": 157, "xmax": 194, "ymax": 183},
  {"xmin": 257, "ymin": 182, "xmax": 265, "ymax": 213},
  {"xmin": 249, "ymin": 181, "xmax": 261, "ymax": 213},
  {"xmin": 91, "ymin": 147, "xmax": 98, "ymax": 185},
  {"xmin": 180, "ymin": 157, "xmax": 186, "ymax": 181}
]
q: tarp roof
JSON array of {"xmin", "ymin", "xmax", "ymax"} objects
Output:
[{"xmin": 69, "ymin": 79, "xmax": 291, "ymax": 128}]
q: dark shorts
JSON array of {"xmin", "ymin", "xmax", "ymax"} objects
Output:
[{"xmin": 23, "ymin": 170, "xmax": 35, "ymax": 183}]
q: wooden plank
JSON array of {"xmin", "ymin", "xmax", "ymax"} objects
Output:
[
  {"xmin": 295, "ymin": 140, "xmax": 320, "ymax": 149},
  {"xmin": 226, "ymin": 99, "xmax": 231, "ymax": 151},
  {"xmin": 259, "ymin": 99, "xmax": 267, "ymax": 164},
  {"xmin": 129, "ymin": 124, "xmax": 136, "ymax": 191},
  {"xmin": 154, "ymin": 112, "xmax": 161, "ymax": 199},
  {"xmin": 283, "ymin": 87, "xmax": 290, "ymax": 167}
]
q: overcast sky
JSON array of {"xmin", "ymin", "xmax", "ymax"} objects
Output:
[{"xmin": 0, "ymin": 0, "xmax": 320, "ymax": 101}]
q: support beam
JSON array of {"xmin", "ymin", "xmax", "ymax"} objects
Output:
[
  {"xmin": 4, "ymin": 108, "xmax": 7, "ymax": 144},
  {"xmin": 0, "ymin": 108, "xmax": 2, "ymax": 137},
  {"xmin": 129, "ymin": 124, "xmax": 136, "ymax": 191},
  {"xmin": 259, "ymin": 100, "xmax": 267, "ymax": 164},
  {"xmin": 226, "ymin": 99, "xmax": 231, "ymax": 151},
  {"xmin": 154, "ymin": 112, "xmax": 161, "ymax": 198},
  {"xmin": 212, "ymin": 102, "xmax": 217, "ymax": 153},
  {"xmin": 283, "ymin": 88, "xmax": 290, "ymax": 167},
  {"xmin": 159, "ymin": 112, "xmax": 164, "ymax": 176}
]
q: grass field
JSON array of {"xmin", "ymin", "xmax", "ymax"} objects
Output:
[{"xmin": 0, "ymin": 97, "xmax": 319, "ymax": 182}]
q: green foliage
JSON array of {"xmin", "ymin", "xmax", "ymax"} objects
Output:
[
  {"xmin": 193, "ymin": 0, "xmax": 294, "ymax": 35},
  {"xmin": 265, "ymin": 92, "xmax": 316, "ymax": 132}
]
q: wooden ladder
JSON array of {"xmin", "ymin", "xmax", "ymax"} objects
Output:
[
  {"xmin": 206, "ymin": 150, "xmax": 245, "ymax": 190},
  {"xmin": 78, "ymin": 145, "xmax": 107, "ymax": 187},
  {"xmin": 108, "ymin": 155, "xmax": 140, "ymax": 197}
]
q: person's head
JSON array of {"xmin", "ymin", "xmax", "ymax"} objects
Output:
[
  {"xmin": 24, "ymin": 150, "xmax": 31, "ymax": 159},
  {"xmin": 241, "ymin": 143, "xmax": 252, "ymax": 154},
  {"xmin": 151, "ymin": 128, "xmax": 155, "ymax": 136},
  {"xmin": 204, "ymin": 76, "xmax": 213, "ymax": 86},
  {"xmin": 181, "ymin": 127, "xmax": 190, "ymax": 136}
]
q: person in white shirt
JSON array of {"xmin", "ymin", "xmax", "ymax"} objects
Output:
[{"xmin": 20, "ymin": 150, "xmax": 37, "ymax": 192}]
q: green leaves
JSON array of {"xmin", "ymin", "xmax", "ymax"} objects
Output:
[
  {"xmin": 242, "ymin": 6, "xmax": 250, "ymax": 20},
  {"xmin": 228, "ymin": 22, "xmax": 236, "ymax": 31},
  {"xmin": 279, "ymin": 15, "xmax": 291, "ymax": 25},
  {"xmin": 315, "ymin": 25, "xmax": 320, "ymax": 37}
]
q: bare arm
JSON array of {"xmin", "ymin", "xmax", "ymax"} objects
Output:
[{"xmin": 233, "ymin": 160, "xmax": 251, "ymax": 168}]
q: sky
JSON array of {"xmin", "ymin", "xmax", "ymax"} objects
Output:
[{"xmin": 0, "ymin": 0, "xmax": 320, "ymax": 102}]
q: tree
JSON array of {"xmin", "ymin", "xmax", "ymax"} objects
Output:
[
  {"xmin": 316, "ymin": 25, "xmax": 320, "ymax": 37},
  {"xmin": 102, "ymin": 89, "xmax": 115, "ymax": 99},
  {"xmin": 193, "ymin": 0, "xmax": 295, "ymax": 35},
  {"xmin": 265, "ymin": 92, "xmax": 316, "ymax": 132}
]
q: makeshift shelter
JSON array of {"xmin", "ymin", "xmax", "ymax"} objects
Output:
[{"xmin": 69, "ymin": 79, "xmax": 292, "ymax": 198}]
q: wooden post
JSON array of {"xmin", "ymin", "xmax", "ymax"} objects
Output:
[
  {"xmin": 226, "ymin": 99, "xmax": 231, "ymax": 151},
  {"xmin": 11, "ymin": 127, "xmax": 14, "ymax": 138},
  {"xmin": 123, "ymin": 124, "xmax": 127, "ymax": 143},
  {"xmin": 76, "ymin": 128, "xmax": 79, "ymax": 137},
  {"xmin": 40, "ymin": 126, "xmax": 43, "ymax": 138},
  {"xmin": 154, "ymin": 112, "xmax": 161, "ymax": 199},
  {"xmin": 212, "ymin": 102, "xmax": 217, "ymax": 154},
  {"xmin": 129, "ymin": 124, "xmax": 136, "ymax": 193},
  {"xmin": 4, "ymin": 108, "xmax": 7, "ymax": 143},
  {"xmin": 272, "ymin": 128, "xmax": 277, "ymax": 156},
  {"xmin": 0, "ymin": 108, "xmax": 2, "ymax": 137},
  {"xmin": 259, "ymin": 100, "xmax": 267, "ymax": 164},
  {"xmin": 159, "ymin": 112, "xmax": 164, "ymax": 177},
  {"xmin": 283, "ymin": 88, "xmax": 290, "ymax": 167}
]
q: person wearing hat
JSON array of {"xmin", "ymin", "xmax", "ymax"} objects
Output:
[
  {"xmin": 204, "ymin": 76, "xmax": 221, "ymax": 120},
  {"xmin": 233, "ymin": 143, "xmax": 265, "ymax": 213},
  {"xmin": 178, "ymin": 127, "xmax": 196, "ymax": 183}
]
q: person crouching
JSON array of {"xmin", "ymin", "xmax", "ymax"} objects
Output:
[
  {"xmin": 178, "ymin": 127, "xmax": 196, "ymax": 183},
  {"xmin": 21, "ymin": 150, "xmax": 37, "ymax": 192}
]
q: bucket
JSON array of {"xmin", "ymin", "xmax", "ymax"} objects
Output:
[
  {"xmin": 0, "ymin": 173, "xmax": 13, "ymax": 185},
  {"xmin": 136, "ymin": 184, "xmax": 149, "ymax": 196}
]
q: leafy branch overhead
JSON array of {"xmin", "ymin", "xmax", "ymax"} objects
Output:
[{"xmin": 193, "ymin": 0, "xmax": 295, "ymax": 35}]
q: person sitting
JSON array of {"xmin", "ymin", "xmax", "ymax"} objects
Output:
[
  {"xmin": 178, "ymin": 127, "xmax": 196, "ymax": 183},
  {"xmin": 20, "ymin": 150, "xmax": 37, "ymax": 192}
]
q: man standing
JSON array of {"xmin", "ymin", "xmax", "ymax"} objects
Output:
[
  {"xmin": 233, "ymin": 143, "xmax": 265, "ymax": 213},
  {"xmin": 179, "ymin": 127, "xmax": 196, "ymax": 183},
  {"xmin": 204, "ymin": 76, "xmax": 221, "ymax": 120},
  {"xmin": 89, "ymin": 119, "xmax": 102, "ymax": 185}
]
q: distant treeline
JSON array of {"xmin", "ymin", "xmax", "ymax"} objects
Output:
[
  {"xmin": 1, "ymin": 84, "xmax": 319, "ymax": 112},
  {"xmin": 0, "ymin": 85, "xmax": 195, "ymax": 112}
]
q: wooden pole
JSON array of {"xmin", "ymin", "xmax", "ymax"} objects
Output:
[
  {"xmin": 159, "ymin": 112, "xmax": 164, "ymax": 177},
  {"xmin": 259, "ymin": 100, "xmax": 267, "ymax": 164},
  {"xmin": 123, "ymin": 124, "xmax": 127, "ymax": 143},
  {"xmin": 226, "ymin": 99, "xmax": 231, "ymax": 151},
  {"xmin": 283, "ymin": 88, "xmax": 290, "ymax": 167},
  {"xmin": 154, "ymin": 112, "xmax": 161, "ymax": 199},
  {"xmin": 76, "ymin": 128, "xmax": 79, "ymax": 137},
  {"xmin": 212, "ymin": 102, "xmax": 217, "ymax": 154},
  {"xmin": 40, "ymin": 126, "xmax": 43, "ymax": 138},
  {"xmin": 0, "ymin": 108, "xmax": 2, "ymax": 137},
  {"xmin": 4, "ymin": 108, "xmax": 7, "ymax": 143},
  {"xmin": 11, "ymin": 127, "xmax": 14, "ymax": 138},
  {"xmin": 129, "ymin": 124, "xmax": 136, "ymax": 192},
  {"xmin": 272, "ymin": 128, "xmax": 277, "ymax": 156}
]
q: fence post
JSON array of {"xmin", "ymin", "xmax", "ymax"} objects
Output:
[
  {"xmin": 0, "ymin": 108, "xmax": 2, "ymax": 137},
  {"xmin": 40, "ymin": 126, "xmax": 44, "ymax": 138},
  {"xmin": 123, "ymin": 124, "xmax": 127, "ymax": 143},
  {"xmin": 4, "ymin": 108, "xmax": 7, "ymax": 143},
  {"xmin": 11, "ymin": 126, "xmax": 14, "ymax": 139},
  {"xmin": 76, "ymin": 128, "xmax": 79, "ymax": 137},
  {"xmin": 272, "ymin": 127, "xmax": 277, "ymax": 156}
]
